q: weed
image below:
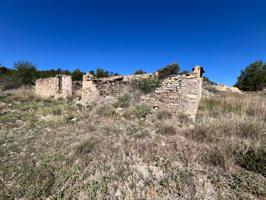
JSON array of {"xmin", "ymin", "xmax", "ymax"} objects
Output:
[
  {"xmin": 133, "ymin": 78, "xmax": 161, "ymax": 94},
  {"xmin": 135, "ymin": 104, "xmax": 151, "ymax": 118},
  {"xmin": 235, "ymin": 121, "xmax": 264, "ymax": 139},
  {"xmin": 122, "ymin": 108, "xmax": 134, "ymax": 119},
  {"xmin": 113, "ymin": 94, "xmax": 130, "ymax": 108},
  {"xmin": 126, "ymin": 124, "xmax": 148, "ymax": 137},
  {"xmin": 235, "ymin": 147, "xmax": 266, "ymax": 176},
  {"xmin": 230, "ymin": 170, "xmax": 266, "ymax": 197},
  {"xmin": 96, "ymin": 105, "xmax": 117, "ymax": 118}
]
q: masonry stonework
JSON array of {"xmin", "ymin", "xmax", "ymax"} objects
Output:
[
  {"xmin": 81, "ymin": 73, "xmax": 157, "ymax": 103},
  {"xmin": 81, "ymin": 66, "xmax": 204, "ymax": 119},
  {"xmin": 192, "ymin": 65, "xmax": 205, "ymax": 78},
  {"xmin": 141, "ymin": 74, "xmax": 203, "ymax": 119},
  {"xmin": 35, "ymin": 75, "xmax": 72, "ymax": 99}
]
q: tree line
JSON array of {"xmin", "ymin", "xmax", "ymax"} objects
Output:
[
  {"xmin": 0, "ymin": 61, "xmax": 186, "ymax": 90},
  {"xmin": 0, "ymin": 61, "xmax": 125, "ymax": 90},
  {"xmin": 1, "ymin": 60, "xmax": 234, "ymax": 91}
]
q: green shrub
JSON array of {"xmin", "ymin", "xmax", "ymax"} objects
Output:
[
  {"xmin": 126, "ymin": 124, "xmax": 148, "ymax": 137},
  {"xmin": 157, "ymin": 63, "xmax": 180, "ymax": 79},
  {"xmin": 134, "ymin": 104, "xmax": 151, "ymax": 118},
  {"xmin": 134, "ymin": 69, "xmax": 146, "ymax": 75},
  {"xmin": 96, "ymin": 105, "xmax": 117, "ymax": 118},
  {"xmin": 133, "ymin": 78, "xmax": 160, "ymax": 94},
  {"xmin": 236, "ymin": 147, "xmax": 266, "ymax": 176},
  {"xmin": 113, "ymin": 94, "xmax": 130, "ymax": 108}
]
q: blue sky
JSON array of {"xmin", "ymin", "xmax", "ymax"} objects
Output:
[{"xmin": 1, "ymin": 0, "xmax": 266, "ymax": 85}]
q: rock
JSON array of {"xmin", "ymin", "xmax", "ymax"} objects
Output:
[{"xmin": 70, "ymin": 117, "xmax": 78, "ymax": 122}]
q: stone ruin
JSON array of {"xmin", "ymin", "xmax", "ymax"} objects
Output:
[
  {"xmin": 141, "ymin": 65, "xmax": 204, "ymax": 118},
  {"xmin": 35, "ymin": 66, "xmax": 204, "ymax": 119},
  {"xmin": 81, "ymin": 73, "xmax": 158, "ymax": 104},
  {"xmin": 81, "ymin": 66, "xmax": 204, "ymax": 119},
  {"xmin": 35, "ymin": 75, "xmax": 72, "ymax": 99},
  {"xmin": 141, "ymin": 74, "xmax": 202, "ymax": 119}
]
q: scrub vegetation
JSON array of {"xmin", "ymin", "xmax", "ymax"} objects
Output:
[{"xmin": 0, "ymin": 87, "xmax": 265, "ymax": 199}]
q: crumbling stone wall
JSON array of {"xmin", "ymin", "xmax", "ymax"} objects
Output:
[
  {"xmin": 35, "ymin": 75, "xmax": 72, "ymax": 99},
  {"xmin": 141, "ymin": 74, "xmax": 203, "ymax": 119},
  {"xmin": 81, "ymin": 73, "xmax": 157, "ymax": 103},
  {"xmin": 81, "ymin": 68, "xmax": 203, "ymax": 119}
]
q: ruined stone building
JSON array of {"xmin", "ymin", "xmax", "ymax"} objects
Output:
[
  {"xmin": 141, "ymin": 74, "xmax": 203, "ymax": 119},
  {"xmin": 81, "ymin": 66, "xmax": 204, "ymax": 119},
  {"xmin": 35, "ymin": 75, "xmax": 72, "ymax": 99},
  {"xmin": 81, "ymin": 73, "xmax": 157, "ymax": 104},
  {"xmin": 35, "ymin": 66, "xmax": 204, "ymax": 119}
]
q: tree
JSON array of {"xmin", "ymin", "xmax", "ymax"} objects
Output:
[
  {"xmin": 0, "ymin": 66, "xmax": 14, "ymax": 75},
  {"xmin": 134, "ymin": 69, "xmax": 146, "ymax": 75},
  {"xmin": 235, "ymin": 61, "xmax": 266, "ymax": 91},
  {"xmin": 72, "ymin": 68, "xmax": 84, "ymax": 81},
  {"xmin": 88, "ymin": 70, "xmax": 95, "ymax": 75},
  {"xmin": 14, "ymin": 61, "xmax": 37, "ymax": 87},
  {"xmin": 0, "ymin": 65, "xmax": 18, "ymax": 90},
  {"xmin": 157, "ymin": 63, "xmax": 180, "ymax": 79},
  {"xmin": 133, "ymin": 78, "xmax": 161, "ymax": 94},
  {"xmin": 95, "ymin": 68, "xmax": 110, "ymax": 78}
]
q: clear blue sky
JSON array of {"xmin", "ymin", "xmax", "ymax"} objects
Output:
[{"xmin": 1, "ymin": 0, "xmax": 266, "ymax": 85}]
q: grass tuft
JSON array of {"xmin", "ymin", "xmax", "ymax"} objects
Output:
[{"xmin": 134, "ymin": 104, "xmax": 151, "ymax": 118}]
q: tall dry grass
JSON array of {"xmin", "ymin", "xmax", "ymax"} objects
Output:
[{"xmin": 186, "ymin": 93, "xmax": 266, "ymax": 176}]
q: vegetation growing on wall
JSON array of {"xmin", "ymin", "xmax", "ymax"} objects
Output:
[{"xmin": 157, "ymin": 63, "xmax": 180, "ymax": 79}]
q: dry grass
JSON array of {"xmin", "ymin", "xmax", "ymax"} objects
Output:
[
  {"xmin": 0, "ymin": 89, "xmax": 265, "ymax": 199},
  {"xmin": 187, "ymin": 94, "xmax": 266, "ymax": 176}
]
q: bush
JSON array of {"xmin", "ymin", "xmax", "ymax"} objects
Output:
[
  {"xmin": 96, "ymin": 105, "xmax": 117, "ymax": 118},
  {"xmin": 113, "ymin": 94, "xmax": 130, "ymax": 108},
  {"xmin": 95, "ymin": 68, "xmax": 110, "ymax": 78},
  {"xmin": 0, "ymin": 74, "xmax": 22, "ymax": 90},
  {"xmin": 157, "ymin": 63, "xmax": 180, "ymax": 79},
  {"xmin": 14, "ymin": 60, "xmax": 37, "ymax": 87},
  {"xmin": 135, "ymin": 104, "xmax": 151, "ymax": 118},
  {"xmin": 72, "ymin": 68, "xmax": 84, "ymax": 81},
  {"xmin": 134, "ymin": 69, "xmax": 146, "ymax": 75},
  {"xmin": 133, "ymin": 78, "xmax": 160, "ymax": 94},
  {"xmin": 236, "ymin": 147, "xmax": 266, "ymax": 176}
]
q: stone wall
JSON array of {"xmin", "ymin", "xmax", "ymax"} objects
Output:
[
  {"xmin": 81, "ymin": 73, "xmax": 157, "ymax": 103},
  {"xmin": 35, "ymin": 75, "xmax": 72, "ymax": 99},
  {"xmin": 141, "ymin": 74, "xmax": 203, "ymax": 119},
  {"xmin": 81, "ymin": 72, "xmax": 203, "ymax": 119}
]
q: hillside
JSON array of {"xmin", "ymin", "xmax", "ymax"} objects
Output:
[{"xmin": 0, "ymin": 88, "xmax": 265, "ymax": 199}]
